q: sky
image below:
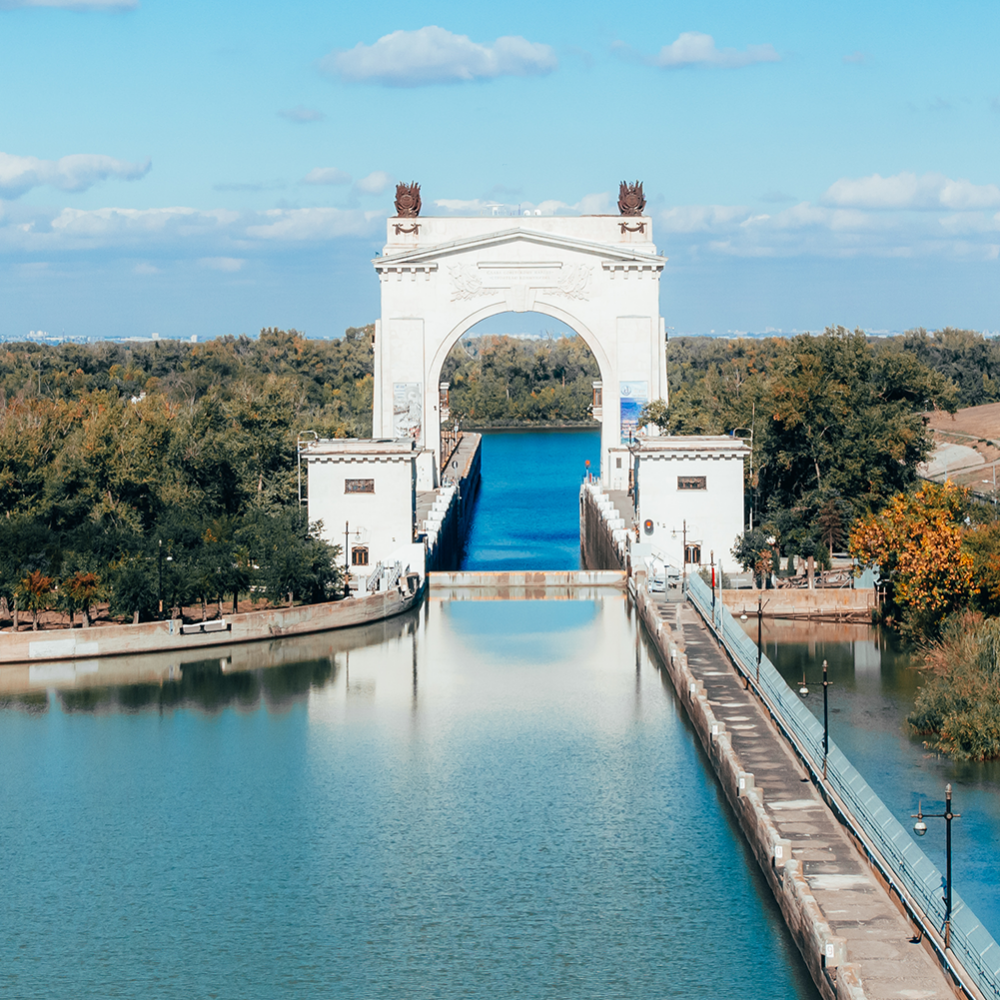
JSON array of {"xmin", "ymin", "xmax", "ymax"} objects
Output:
[{"xmin": 1, "ymin": 0, "xmax": 999, "ymax": 341}]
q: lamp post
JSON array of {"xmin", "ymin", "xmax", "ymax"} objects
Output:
[
  {"xmin": 756, "ymin": 596, "xmax": 763, "ymax": 685},
  {"xmin": 798, "ymin": 658, "xmax": 833, "ymax": 778},
  {"xmin": 912, "ymin": 784, "xmax": 961, "ymax": 950}
]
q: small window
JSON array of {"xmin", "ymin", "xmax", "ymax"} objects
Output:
[
  {"xmin": 616, "ymin": 457, "xmax": 622, "ymax": 469},
  {"xmin": 685, "ymin": 543, "xmax": 701, "ymax": 565},
  {"xmin": 677, "ymin": 476, "xmax": 707, "ymax": 491},
  {"xmin": 351, "ymin": 546, "xmax": 369, "ymax": 567},
  {"xmin": 345, "ymin": 479, "xmax": 375, "ymax": 494}
]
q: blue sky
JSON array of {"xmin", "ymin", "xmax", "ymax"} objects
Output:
[{"xmin": 1, "ymin": 0, "xmax": 999, "ymax": 340}]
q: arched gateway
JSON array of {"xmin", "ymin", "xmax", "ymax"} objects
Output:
[{"xmin": 372, "ymin": 200, "xmax": 667, "ymax": 487}]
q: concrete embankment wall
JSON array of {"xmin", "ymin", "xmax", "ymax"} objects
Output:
[
  {"xmin": 579, "ymin": 483, "xmax": 627, "ymax": 571},
  {"xmin": 0, "ymin": 588, "xmax": 419, "ymax": 667},
  {"xmin": 633, "ymin": 584, "xmax": 865, "ymax": 1000},
  {"xmin": 424, "ymin": 434, "xmax": 482, "ymax": 572},
  {"xmin": 722, "ymin": 589, "xmax": 876, "ymax": 621}
]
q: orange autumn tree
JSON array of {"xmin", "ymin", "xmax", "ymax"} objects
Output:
[{"xmin": 849, "ymin": 480, "xmax": 975, "ymax": 636}]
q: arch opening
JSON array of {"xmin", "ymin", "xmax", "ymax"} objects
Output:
[
  {"xmin": 439, "ymin": 311, "xmax": 601, "ymax": 430},
  {"xmin": 434, "ymin": 311, "xmax": 603, "ymax": 571}
]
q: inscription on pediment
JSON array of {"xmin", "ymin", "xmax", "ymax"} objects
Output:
[{"xmin": 448, "ymin": 262, "xmax": 592, "ymax": 301}]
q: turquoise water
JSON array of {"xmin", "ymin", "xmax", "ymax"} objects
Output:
[
  {"xmin": 460, "ymin": 429, "xmax": 600, "ymax": 571},
  {"xmin": 0, "ymin": 597, "xmax": 818, "ymax": 999},
  {"xmin": 759, "ymin": 624, "xmax": 1000, "ymax": 938}
]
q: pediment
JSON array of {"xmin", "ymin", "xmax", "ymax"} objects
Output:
[{"xmin": 374, "ymin": 226, "xmax": 666, "ymax": 269}]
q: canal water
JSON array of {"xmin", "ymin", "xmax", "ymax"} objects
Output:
[
  {"xmin": 0, "ymin": 431, "xmax": 821, "ymax": 999},
  {"xmin": 460, "ymin": 429, "xmax": 600, "ymax": 571},
  {"xmin": 753, "ymin": 619, "xmax": 1000, "ymax": 938}
]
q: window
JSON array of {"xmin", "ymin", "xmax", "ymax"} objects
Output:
[
  {"xmin": 684, "ymin": 543, "xmax": 701, "ymax": 565},
  {"xmin": 351, "ymin": 546, "xmax": 369, "ymax": 567},
  {"xmin": 345, "ymin": 479, "xmax": 375, "ymax": 494},
  {"xmin": 616, "ymin": 457, "xmax": 622, "ymax": 469},
  {"xmin": 677, "ymin": 476, "xmax": 707, "ymax": 491}
]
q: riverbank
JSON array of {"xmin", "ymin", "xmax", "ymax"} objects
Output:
[{"xmin": 0, "ymin": 581, "xmax": 422, "ymax": 666}]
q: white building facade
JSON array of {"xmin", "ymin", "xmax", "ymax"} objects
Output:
[
  {"xmin": 633, "ymin": 436, "xmax": 749, "ymax": 571},
  {"xmin": 302, "ymin": 439, "xmax": 424, "ymax": 590}
]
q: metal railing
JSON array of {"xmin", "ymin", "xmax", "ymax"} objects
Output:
[
  {"xmin": 365, "ymin": 562, "xmax": 385, "ymax": 593},
  {"xmin": 366, "ymin": 561, "xmax": 403, "ymax": 594},
  {"xmin": 686, "ymin": 572, "xmax": 1000, "ymax": 1000}
]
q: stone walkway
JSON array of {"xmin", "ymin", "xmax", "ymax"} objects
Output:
[{"xmin": 675, "ymin": 602, "xmax": 956, "ymax": 1000}]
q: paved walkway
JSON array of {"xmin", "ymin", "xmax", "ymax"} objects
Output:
[{"xmin": 675, "ymin": 602, "xmax": 955, "ymax": 1000}]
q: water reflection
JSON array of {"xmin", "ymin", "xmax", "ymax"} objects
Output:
[{"xmin": 0, "ymin": 609, "xmax": 420, "ymax": 712}]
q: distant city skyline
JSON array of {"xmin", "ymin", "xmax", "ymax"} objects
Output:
[{"xmin": 1, "ymin": 0, "xmax": 998, "ymax": 341}]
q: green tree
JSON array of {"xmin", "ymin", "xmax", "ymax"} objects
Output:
[
  {"xmin": 16, "ymin": 570, "xmax": 53, "ymax": 631},
  {"xmin": 108, "ymin": 554, "xmax": 156, "ymax": 625}
]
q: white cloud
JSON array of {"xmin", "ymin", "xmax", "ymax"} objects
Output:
[
  {"xmin": 132, "ymin": 262, "xmax": 161, "ymax": 275},
  {"xmin": 277, "ymin": 105, "xmax": 325, "ymax": 123},
  {"xmin": 244, "ymin": 207, "xmax": 382, "ymax": 241},
  {"xmin": 199, "ymin": 256, "xmax": 244, "ymax": 272},
  {"xmin": 354, "ymin": 170, "xmax": 393, "ymax": 196},
  {"xmin": 0, "ymin": 151, "xmax": 150, "ymax": 198},
  {"xmin": 842, "ymin": 51, "xmax": 868, "ymax": 65},
  {"xmin": 659, "ymin": 204, "xmax": 749, "ymax": 233},
  {"xmin": 654, "ymin": 32, "xmax": 779, "ymax": 69},
  {"xmin": 323, "ymin": 25, "xmax": 557, "ymax": 87},
  {"xmin": 433, "ymin": 191, "xmax": 610, "ymax": 216},
  {"xmin": 823, "ymin": 172, "xmax": 1000, "ymax": 210},
  {"xmin": 46, "ymin": 206, "xmax": 238, "ymax": 244},
  {"xmin": 302, "ymin": 167, "xmax": 351, "ymax": 186},
  {"xmin": 1, "ymin": 0, "xmax": 135, "ymax": 7},
  {"xmin": 654, "ymin": 193, "xmax": 1000, "ymax": 261}
]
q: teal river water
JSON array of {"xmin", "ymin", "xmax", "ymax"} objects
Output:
[{"xmin": 7, "ymin": 428, "xmax": 995, "ymax": 997}]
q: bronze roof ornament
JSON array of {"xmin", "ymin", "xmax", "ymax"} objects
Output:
[
  {"xmin": 618, "ymin": 181, "xmax": 645, "ymax": 216},
  {"xmin": 394, "ymin": 182, "xmax": 421, "ymax": 218}
]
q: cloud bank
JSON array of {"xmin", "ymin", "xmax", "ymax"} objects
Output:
[
  {"xmin": 0, "ymin": 151, "xmax": 150, "ymax": 197},
  {"xmin": 2, "ymin": 172, "xmax": 997, "ymax": 266},
  {"xmin": 654, "ymin": 32, "xmax": 779, "ymax": 69},
  {"xmin": 323, "ymin": 26, "xmax": 557, "ymax": 87},
  {"xmin": 823, "ymin": 172, "xmax": 1000, "ymax": 210}
]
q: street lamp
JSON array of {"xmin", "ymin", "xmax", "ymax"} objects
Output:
[
  {"xmin": 912, "ymin": 784, "xmax": 961, "ymax": 950},
  {"xmin": 798, "ymin": 658, "xmax": 833, "ymax": 778}
]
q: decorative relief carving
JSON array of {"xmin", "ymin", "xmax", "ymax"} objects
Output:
[
  {"xmin": 393, "ymin": 223, "xmax": 420, "ymax": 235},
  {"xmin": 447, "ymin": 263, "xmax": 592, "ymax": 301},
  {"xmin": 618, "ymin": 180, "xmax": 645, "ymax": 216},
  {"xmin": 619, "ymin": 221, "xmax": 646, "ymax": 234},
  {"xmin": 394, "ymin": 182, "xmax": 421, "ymax": 218},
  {"xmin": 449, "ymin": 265, "xmax": 485, "ymax": 300}
]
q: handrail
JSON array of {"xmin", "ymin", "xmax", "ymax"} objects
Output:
[{"xmin": 686, "ymin": 573, "xmax": 1000, "ymax": 1000}]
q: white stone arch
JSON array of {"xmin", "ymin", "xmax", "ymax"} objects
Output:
[
  {"xmin": 429, "ymin": 301, "xmax": 614, "ymax": 448},
  {"xmin": 372, "ymin": 216, "xmax": 666, "ymax": 485}
]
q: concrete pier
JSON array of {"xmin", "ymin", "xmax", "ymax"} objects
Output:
[
  {"xmin": 635, "ymin": 585, "xmax": 959, "ymax": 1000},
  {"xmin": 417, "ymin": 432, "xmax": 482, "ymax": 571}
]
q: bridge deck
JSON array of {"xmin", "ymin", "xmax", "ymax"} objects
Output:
[{"xmin": 673, "ymin": 601, "xmax": 954, "ymax": 1000}]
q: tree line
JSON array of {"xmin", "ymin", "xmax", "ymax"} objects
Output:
[{"xmin": 0, "ymin": 327, "xmax": 375, "ymax": 628}]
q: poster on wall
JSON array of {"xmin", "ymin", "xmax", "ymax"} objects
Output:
[
  {"xmin": 620, "ymin": 381, "xmax": 648, "ymax": 443},
  {"xmin": 393, "ymin": 382, "xmax": 422, "ymax": 443}
]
